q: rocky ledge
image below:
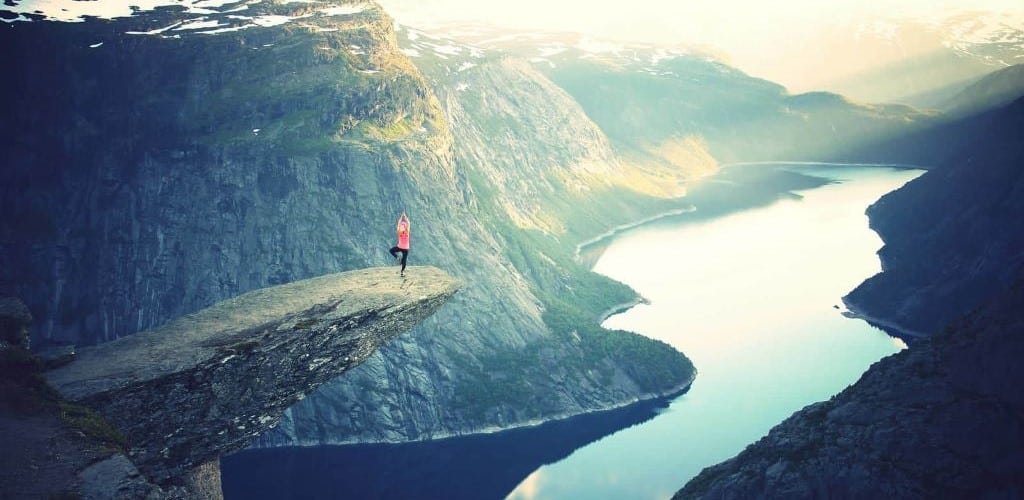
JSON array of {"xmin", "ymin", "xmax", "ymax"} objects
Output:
[
  {"xmin": 44, "ymin": 266, "xmax": 459, "ymax": 492},
  {"xmin": 675, "ymin": 277, "xmax": 1024, "ymax": 499}
]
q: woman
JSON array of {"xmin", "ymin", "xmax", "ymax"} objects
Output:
[{"xmin": 389, "ymin": 212, "xmax": 411, "ymax": 277}]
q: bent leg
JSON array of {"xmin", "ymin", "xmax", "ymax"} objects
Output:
[{"xmin": 389, "ymin": 246, "xmax": 400, "ymax": 259}]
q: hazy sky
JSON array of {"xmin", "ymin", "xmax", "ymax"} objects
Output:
[
  {"xmin": 375, "ymin": 0, "xmax": 1023, "ymax": 40},
  {"xmin": 377, "ymin": 0, "xmax": 1024, "ymax": 93}
]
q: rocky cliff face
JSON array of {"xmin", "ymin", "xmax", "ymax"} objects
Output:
[
  {"xmin": 0, "ymin": 267, "xmax": 457, "ymax": 498},
  {"xmin": 400, "ymin": 27, "xmax": 713, "ymax": 222},
  {"xmin": 257, "ymin": 24, "xmax": 699, "ymax": 446},
  {"xmin": 844, "ymin": 97, "xmax": 1024, "ymax": 338},
  {"xmin": 676, "ymin": 276, "xmax": 1024, "ymax": 499},
  {"xmin": 2, "ymin": 0, "xmax": 459, "ymax": 346},
  {"xmin": 1, "ymin": 0, "xmax": 695, "ymax": 448},
  {"xmin": 46, "ymin": 266, "xmax": 459, "ymax": 485}
]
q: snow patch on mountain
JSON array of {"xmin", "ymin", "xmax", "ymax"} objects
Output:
[
  {"xmin": 174, "ymin": 19, "xmax": 223, "ymax": 31},
  {"xmin": 321, "ymin": 4, "xmax": 367, "ymax": 17}
]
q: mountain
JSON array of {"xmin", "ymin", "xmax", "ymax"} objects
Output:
[
  {"xmin": 677, "ymin": 97, "xmax": 1024, "ymax": 498},
  {"xmin": 0, "ymin": 0, "xmax": 693, "ymax": 449},
  {"xmin": 822, "ymin": 64, "xmax": 1024, "ymax": 167},
  {"xmin": 430, "ymin": 27, "xmax": 936, "ymax": 164},
  {"xmin": 258, "ymin": 22, "xmax": 707, "ymax": 447},
  {"xmin": 843, "ymin": 97, "xmax": 1024, "ymax": 338},
  {"xmin": 803, "ymin": 11, "xmax": 1024, "ymax": 107},
  {"xmin": 943, "ymin": 64, "xmax": 1024, "ymax": 117}
]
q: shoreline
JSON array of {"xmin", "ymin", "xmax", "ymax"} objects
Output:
[
  {"xmin": 841, "ymin": 298, "xmax": 928, "ymax": 345},
  {"xmin": 598, "ymin": 296, "xmax": 650, "ymax": 324},
  {"xmin": 248, "ymin": 375, "xmax": 696, "ymax": 450},
  {"xmin": 575, "ymin": 206, "xmax": 696, "ymax": 260},
  {"xmin": 721, "ymin": 160, "xmax": 928, "ymax": 169}
]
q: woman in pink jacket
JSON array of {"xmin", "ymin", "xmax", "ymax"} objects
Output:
[{"xmin": 389, "ymin": 212, "xmax": 411, "ymax": 277}]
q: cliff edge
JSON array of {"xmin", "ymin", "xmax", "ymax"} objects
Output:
[
  {"xmin": 675, "ymin": 276, "xmax": 1024, "ymax": 499},
  {"xmin": 843, "ymin": 97, "xmax": 1024, "ymax": 339},
  {"xmin": 39, "ymin": 266, "xmax": 459, "ymax": 495}
]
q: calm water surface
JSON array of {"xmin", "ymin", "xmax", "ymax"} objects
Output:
[
  {"xmin": 506, "ymin": 165, "xmax": 921, "ymax": 499},
  {"xmin": 223, "ymin": 165, "xmax": 922, "ymax": 500}
]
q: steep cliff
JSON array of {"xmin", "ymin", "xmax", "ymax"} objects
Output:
[
  {"xmin": 1, "ymin": 0, "xmax": 459, "ymax": 346},
  {"xmin": 1, "ymin": 0, "xmax": 695, "ymax": 448},
  {"xmin": 3, "ymin": 267, "xmax": 458, "ymax": 498},
  {"xmin": 399, "ymin": 27, "xmax": 714, "ymax": 225},
  {"xmin": 676, "ymin": 277, "xmax": 1024, "ymax": 499},
  {"xmin": 844, "ymin": 97, "xmax": 1024, "ymax": 338},
  {"xmin": 259, "ymin": 24, "xmax": 699, "ymax": 446},
  {"xmin": 47, "ymin": 266, "xmax": 459, "ymax": 484}
]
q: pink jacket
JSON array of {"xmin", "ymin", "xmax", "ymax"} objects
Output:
[{"xmin": 397, "ymin": 221, "xmax": 410, "ymax": 250}]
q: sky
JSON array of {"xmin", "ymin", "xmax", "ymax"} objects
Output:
[
  {"xmin": 375, "ymin": 0, "xmax": 1024, "ymax": 95},
  {"xmin": 375, "ymin": 0, "xmax": 1023, "ymax": 35},
  {"xmin": 5, "ymin": 0, "xmax": 1023, "ymax": 97}
]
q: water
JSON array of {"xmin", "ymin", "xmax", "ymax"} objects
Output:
[
  {"xmin": 505, "ymin": 165, "xmax": 921, "ymax": 498},
  {"xmin": 223, "ymin": 165, "xmax": 923, "ymax": 500}
]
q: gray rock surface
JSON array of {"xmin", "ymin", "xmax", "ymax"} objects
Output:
[
  {"xmin": 46, "ymin": 266, "xmax": 460, "ymax": 484},
  {"xmin": 79, "ymin": 454, "xmax": 165, "ymax": 500},
  {"xmin": 0, "ymin": 297, "xmax": 32, "ymax": 350},
  {"xmin": 182, "ymin": 460, "xmax": 224, "ymax": 500}
]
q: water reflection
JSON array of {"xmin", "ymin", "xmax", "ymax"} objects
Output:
[{"xmin": 222, "ymin": 392, "xmax": 681, "ymax": 500}]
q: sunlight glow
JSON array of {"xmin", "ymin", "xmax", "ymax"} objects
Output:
[
  {"xmin": 376, "ymin": 0, "xmax": 1024, "ymax": 97},
  {"xmin": 507, "ymin": 469, "xmax": 544, "ymax": 500}
]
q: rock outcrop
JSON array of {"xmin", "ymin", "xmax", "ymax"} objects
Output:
[
  {"xmin": 675, "ymin": 277, "xmax": 1024, "ymax": 499},
  {"xmin": 45, "ymin": 266, "xmax": 459, "ymax": 488},
  {"xmin": 2, "ymin": 0, "xmax": 696, "ymax": 448}
]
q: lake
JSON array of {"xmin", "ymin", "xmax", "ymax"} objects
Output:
[{"xmin": 222, "ymin": 164, "xmax": 923, "ymax": 500}]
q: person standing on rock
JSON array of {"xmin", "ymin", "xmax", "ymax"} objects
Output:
[{"xmin": 389, "ymin": 212, "xmax": 411, "ymax": 277}]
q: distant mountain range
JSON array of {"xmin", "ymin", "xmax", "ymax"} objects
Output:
[
  {"xmin": 805, "ymin": 11, "xmax": 1023, "ymax": 107},
  {"xmin": 400, "ymin": 25, "xmax": 937, "ymax": 164}
]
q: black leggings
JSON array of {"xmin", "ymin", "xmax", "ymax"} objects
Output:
[{"xmin": 389, "ymin": 246, "xmax": 409, "ymax": 272}]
